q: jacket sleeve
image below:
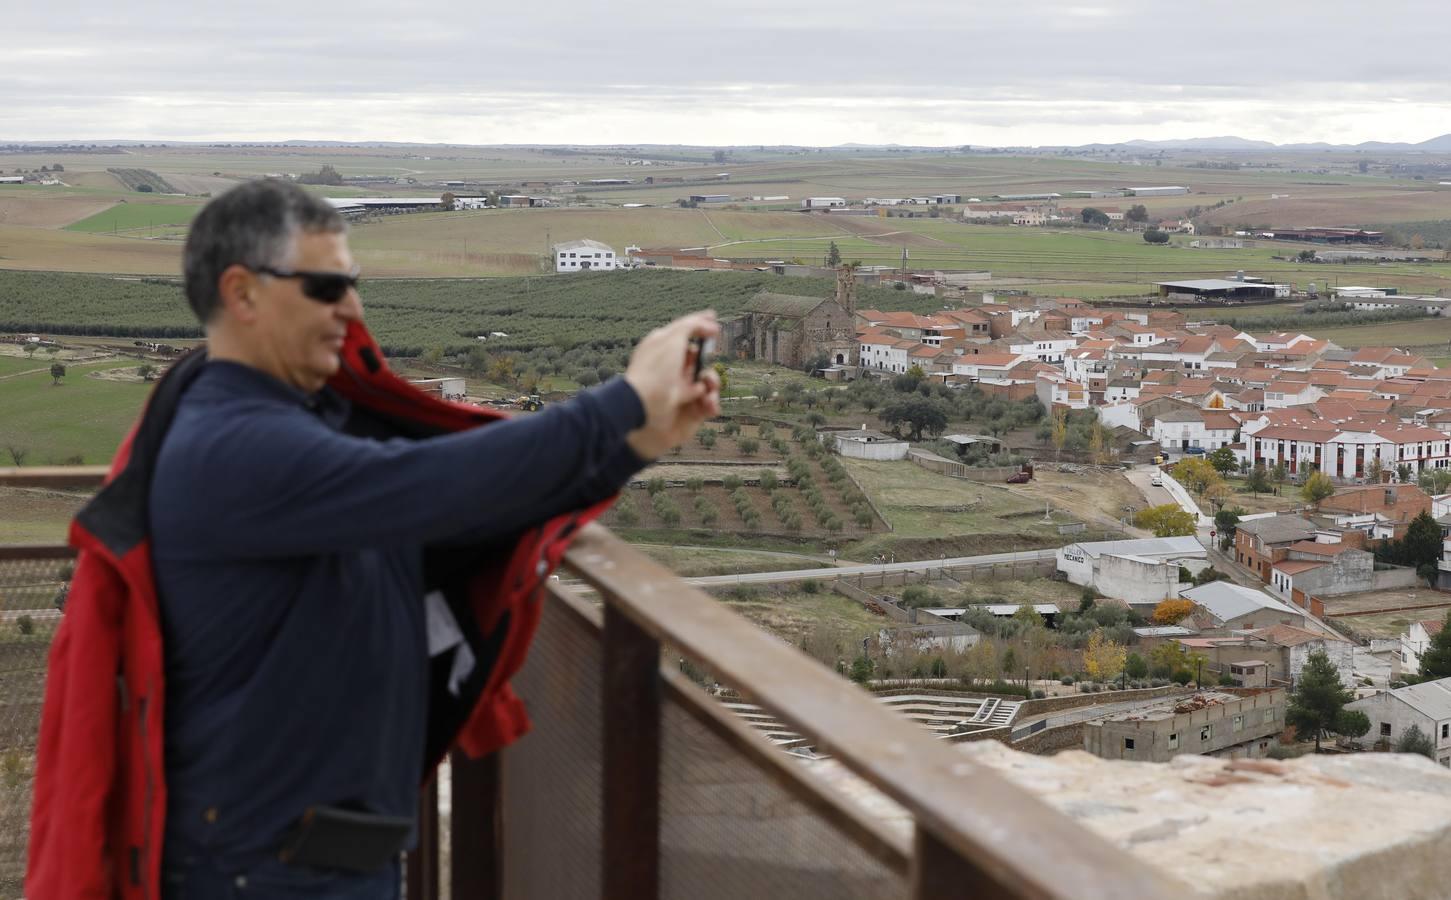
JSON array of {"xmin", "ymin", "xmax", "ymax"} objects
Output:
[
  {"xmin": 151, "ymin": 377, "xmax": 647, "ymax": 559},
  {"xmin": 27, "ymin": 551, "xmax": 124, "ymax": 899}
]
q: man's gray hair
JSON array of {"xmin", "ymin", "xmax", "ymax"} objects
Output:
[{"xmin": 183, "ymin": 179, "xmax": 346, "ymax": 322}]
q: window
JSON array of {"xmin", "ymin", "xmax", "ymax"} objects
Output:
[
  {"xmin": 1265, "ymin": 708, "xmax": 1276, "ymax": 723},
  {"xmin": 1233, "ymin": 714, "xmax": 1244, "ymax": 733},
  {"xmin": 1168, "ymin": 732, "xmax": 1179, "ymax": 750},
  {"xmin": 1200, "ymin": 724, "xmax": 1213, "ymax": 742},
  {"xmin": 1382, "ymin": 722, "xmax": 1393, "ymax": 737},
  {"xmin": 1443, "ymin": 724, "xmax": 1449, "ymax": 740},
  {"xmin": 1124, "ymin": 738, "xmax": 1135, "ymax": 751}
]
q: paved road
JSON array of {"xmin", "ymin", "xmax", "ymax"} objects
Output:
[{"xmin": 684, "ymin": 548, "xmax": 1059, "ymax": 587}]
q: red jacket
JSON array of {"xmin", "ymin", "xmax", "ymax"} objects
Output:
[{"xmin": 27, "ymin": 321, "xmax": 609, "ymax": 899}]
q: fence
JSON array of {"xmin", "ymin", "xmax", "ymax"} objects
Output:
[{"xmin": 0, "ymin": 466, "xmax": 1179, "ymax": 899}]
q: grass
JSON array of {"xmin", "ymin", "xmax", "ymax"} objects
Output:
[
  {"xmin": 716, "ymin": 585, "xmax": 882, "ymax": 644},
  {"xmin": 64, "ymin": 202, "xmax": 202, "ymax": 234},
  {"xmin": 1306, "ymin": 317, "xmax": 1451, "ymax": 350},
  {"xmin": 0, "ymin": 360, "xmax": 151, "ymax": 465},
  {"xmin": 634, "ymin": 545, "xmax": 832, "ymax": 577}
]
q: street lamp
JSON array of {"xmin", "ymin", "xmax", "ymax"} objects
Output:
[{"xmin": 1025, "ymin": 666, "xmax": 1031, "ymax": 694}]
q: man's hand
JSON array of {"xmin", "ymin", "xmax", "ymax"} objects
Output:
[{"xmin": 623, "ymin": 311, "xmax": 722, "ymax": 461}]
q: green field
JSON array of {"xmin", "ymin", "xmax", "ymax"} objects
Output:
[
  {"xmin": 0, "ymin": 360, "xmax": 151, "ymax": 465},
  {"xmin": 1308, "ymin": 317, "xmax": 1451, "ymax": 350},
  {"xmin": 65, "ymin": 202, "xmax": 201, "ymax": 234}
]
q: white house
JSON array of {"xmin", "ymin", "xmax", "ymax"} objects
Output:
[
  {"xmin": 1035, "ymin": 374, "xmax": 1090, "ymax": 410},
  {"xmin": 553, "ymin": 239, "xmax": 617, "ymax": 272},
  {"xmin": 1347, "ymin": 678, "xmax": 1451, "ymax": 765},
  {"xmin": 1246, "ymin": 422, "xmax": 1451, "ymax": 479},
  {"xmin": 1402, "ymin": 618, "xmax": 1446, "ymax": 676},
  {"xmin": 1262, "ymin": 381, "xmax": 1324, "ymax": 410},
  {"xmin": 859, "ymin": 336, "xmax": 914, "ymax": 374},
  {"xmin": 1056, "ymin": 537, "xmax": 1207, "ymax": 605},
  {"xmin": 453, "ymin": 197, "xmax": 491, "ymax": 210},
  {"xmin": 1005, "ymin": 332, "xmax": 1077, "ymax": 363},
  {"xmin": 1150, "ymin": 408, "xmax": 1240, "ymax": 452}
]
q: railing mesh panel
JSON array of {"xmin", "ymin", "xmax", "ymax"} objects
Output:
[
  {"xmin": 658, "ymin": 696, "xmax": 907, "ymax": 900},
  {"xmin": 501, "ymin": 596, "xmax": 603, "ymax": 900},
  {"xmin": 0, "ymin": 554, "xmax": 69, "ymax": 897}
]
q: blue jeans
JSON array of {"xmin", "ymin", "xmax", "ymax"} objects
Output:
[{"xmin": 162, "ymin": 852, "xmax": 400, "ymax": 900}]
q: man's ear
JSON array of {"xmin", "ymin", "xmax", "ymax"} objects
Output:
[{"xmin": 216, "ymin": 264, "xmax": 259, "ymax": 324}]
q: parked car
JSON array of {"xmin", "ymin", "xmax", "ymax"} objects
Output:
[{"xmin": 1006, "ymin": 471, "xmax": 1032, "ymax": 484}]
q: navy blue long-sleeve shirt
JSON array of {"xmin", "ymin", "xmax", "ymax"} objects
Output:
[{"xmin": 150, "ymin": 360, "xmax": 645, "ymax": 879}]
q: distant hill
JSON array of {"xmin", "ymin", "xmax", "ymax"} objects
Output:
[{"xmin": 1076, "ymin": 133, "xmax": 1451, "ymax": 153}]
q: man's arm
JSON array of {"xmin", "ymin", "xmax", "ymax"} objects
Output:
[{"xmin": 153, "ymin": 378, "xmax": 647, "ymax": 559}]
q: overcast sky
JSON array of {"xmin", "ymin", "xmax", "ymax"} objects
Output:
[{"xmin": 4, "ymin": 1, "xmax": 1448, "ymax": 147}]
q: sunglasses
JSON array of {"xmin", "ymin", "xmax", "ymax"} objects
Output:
[{"xmin": 253, "ymin": 266, "xmax": 361, "ymax": 303}]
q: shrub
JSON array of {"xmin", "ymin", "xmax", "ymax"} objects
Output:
[
  {"xmin": 723, "ymin": 421, "xmax": 742, "ymax": 437},
  {"xmin": 646, "ymin": 477, "xmax": 666, "ymax": 495},
  {"xmin": 1218, "ymin": 674, "xmax": 1238, "ymax": 686},
  {"xmin": 1060, "ymin": 676, "xmax": 1074, "ymax": 685},
  {"xmin": 759, "ymin": 470, "xmax": 778, "ymax": 491},
  {"xmin": 722, "ymin": 474, "xmax": 743, "ymax": 491},
  {"xmin": 685, "ymin": 476, "xmax": 704, "ymax": 492},
  {"xmin": 16, "ymin": 615, "xmax": 35, "ymax": 636},
  {"xmin": 615, "ymin": 497, "xmax": 638, "ymax": 526},
  {"xmin": 757, "ymin": 423, "xmax": 775, "ymax": 442},
  {"xmin": 1032, "ymin": 689, "xmax": 1046, "ymax": 699},
  {"xmin": 738, "ymin": 437, "xmax": 760, "ymax": 456},
  {"xmin": 698, "ymin": 429, "xmax": 717, "ymax": 449},
  {"xmin": 1171, "ymin": 669, "xmax": 1193, "ymax": 685},
  {"xmin": 801, "ymin": 579, "xmax": 820, "ymax": 594},
  {"xmin": 902, "ymin": 585, "xmax": 936, "ymax": 607}
]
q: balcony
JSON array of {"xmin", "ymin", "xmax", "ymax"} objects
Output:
[{"xmin": 6, "ymin": 467, "xmax": 1451, "ymax": 898}]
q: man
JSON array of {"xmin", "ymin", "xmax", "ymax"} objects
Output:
[{"xmin": 30, "ymin": 179, "xmax": 719, "ymax": 899}]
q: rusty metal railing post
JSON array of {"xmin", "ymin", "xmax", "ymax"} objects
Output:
[
  {"xmin": 602, "ymin": 605, "xmax": 661, "ymax": 900},
  {"xmin": 451, "ymin": 751, "xmax": 502, "ymax": 900},
  {"xmin": 406, "ymin": 778, "xmax": 439, "ymax": 899}
]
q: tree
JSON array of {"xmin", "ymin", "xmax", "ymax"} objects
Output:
[
  {"xmin": 848, "ymin": 655, "xmax": 874, "ymax": 684},
  {"xmin": 1124, "ymin": 653, "xmax": 1149, "ymax": 680},
  {"xmin": 1148, "ymin": 641, "xmax": 1186, "ymax": 679},
  {"xmin": 1246, "ymin": 464, "xmax": 1271, "ymax": 495},
  {"xmin": 1336, "ymin": 709, "xmax": 1371, "ymax": 744},
  {"xmin": 880, "ymin": 397, "xmax": 949, "ymax": 441},
  {"xmin": 1402, "ymin": 511, "xmax": 1443, "ymax": 572},
  {"xmin": 1286, "ymin": 648, "xmax": 1353, "ymax": 752},
  {"xmin": 49, "ymin": 362, "xmax": 65, "ymax": 385},
  {"xmin": 1134, "ymin": 504, "xmax": 1196, "ymax": 537},
  {"xmin": 1214, "ymin": 507, "xmax": 1242, "ymax": 539},
  {"xmin": 1088, "ymin": 421, "xmax": 1114, "ymax": 466},
  {"xmin": 1050, "ymin": 407, "xmax": 1068, "ymax": 461},
  {"xmin": 1081, "ymin": 207, "xmax": 1111, "ymax": 226},
  {"xmin": 1366, "ymin": 454, "xmax": 1385, "ymax": 485},
  {"xmin": 1173, "ymin": 457, "xmax": 1220, "ymax": 496},
  {"xmin": 440, "ymin": 191, "xmax": 456, "ymax": 211},
  {"xmin": 1000, "ymin": 647, "xmax": 1018, "ymax": 676},
  {"xmin": 1083, "ymin": 631, "xmax": 1126, "ymax": 683},
  {"xmin": 712, "ymin": 149, "xmax": 727, "ymax": 165},
  {"xmin": 1301, "ymin": 471, "xmax": 1336, "ymax": 507},
  {"xmin": 1204, "ymin": 481, "xmax": 1234, "ymax": 513},
  {"xmin": 1270, "ymin": 461, "xmax": 1287, "ymax": 493},
  {"xmin": 137, "ymin": 364, "xmax": 156, "ymax": 382},
  {"xmin": 1126, "ymin": 204, "xmax": 1149, "ymax": 223},
  {"xmin": 713, "ymin": 361, "xmax": 728, "ymax": 396},
  {"xmin": 826, "ymin": 241, "xmax": 841, "ymax": 267},
  {"xmin": 1143, "ymin": 229, "xmax": 1170, "ymax": 244},
  {"xmin": 5, "ymin": 445, "xmax": 27, "ymax": 466},
  {"xmin": 1206, "ymin": 447, "xmax": 1238, "ymax": 476},
  {"xmin": 1398, "ymin": 464, "xmax": 1412, "ymax": 484},
  {"xmin": 1152, "ymin": 598, "xmax": 1195, "ymax": 625},
  {"xmin": 1397, "ymin": 724, "xmax": 1437, "ymax": 759},
  {"xmin": 1418, "ymin": 611, "xmax": 1451, "ymax": 680},
  {"xmin": 737, "ymin": 437, "xmax": 760, "ymax": 456}
]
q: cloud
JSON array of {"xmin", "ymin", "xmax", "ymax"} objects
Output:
[{"xmin": 2, "ymin": 1, "xmax": 1449, "ymax": 145}]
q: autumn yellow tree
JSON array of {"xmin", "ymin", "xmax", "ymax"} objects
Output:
[
  {"xmin": 1173, "ymin": 457, "xmax": 1221, "ymax": 496},
  {"xmin": 1083, "ymin": 631, "xmax": 1127, "ymax": 682},
  {"xmin": 1051, "ymin": 407, "xmax": 1068, "ymax": 461},
  {"xmin": 1152, "ymin": 598, "xmax": 1196, "ymax": 625}
]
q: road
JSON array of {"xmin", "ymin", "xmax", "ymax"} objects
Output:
[{"xmin": 683, "ymin": 548, "xmax": 1059, "ymax": 587}]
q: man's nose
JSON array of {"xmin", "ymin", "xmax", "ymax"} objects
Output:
[{"xmin": 336, "ymin": 287, "xmax": 364, "ymax": 321}]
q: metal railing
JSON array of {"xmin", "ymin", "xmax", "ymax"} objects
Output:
[{"xmin": 0, "ymin": 466, "xmax": 1181, "ymax": 899}]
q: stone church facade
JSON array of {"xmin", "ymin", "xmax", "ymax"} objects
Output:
[{"xmin": 722, "ymin": 269, "xmax": 860, "ymax": 370}]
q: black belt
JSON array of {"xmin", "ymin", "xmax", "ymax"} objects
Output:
[{"xmin": 278, "ymin": 806, "xmax": 413, "ymax": 874}]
